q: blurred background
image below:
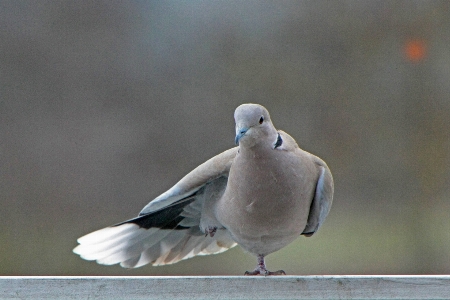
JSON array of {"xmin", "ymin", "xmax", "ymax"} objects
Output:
[{"xmin": 1, "ymin": 1, "xmax": 449, "ymax": 276}]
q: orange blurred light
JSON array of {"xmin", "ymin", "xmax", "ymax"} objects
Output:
[{"xmin": 404, "ymin": 39, "xmax": 427, "ymax": 62}]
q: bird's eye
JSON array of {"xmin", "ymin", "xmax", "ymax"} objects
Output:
[{"xmin": 259, "ymin": 116, "xmax": 264, "ymax": 124}]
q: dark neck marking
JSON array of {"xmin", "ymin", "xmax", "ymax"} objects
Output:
[{"xmin": 274, "ymin": 133, "xmax": 283, "ymax": 149}]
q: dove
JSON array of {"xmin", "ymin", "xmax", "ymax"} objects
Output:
[{"xmin": 73, "ymin": 103, "xmax": 334, "ymax": 275}]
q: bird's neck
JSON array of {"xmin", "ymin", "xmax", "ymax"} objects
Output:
[{"xmin": 239, "ymin": 138, "xmax": 278, "ymax": 159}]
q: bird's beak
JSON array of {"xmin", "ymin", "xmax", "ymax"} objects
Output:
[{"xmin": 235, "ymin": 127, "xmax": 248, "ymax": 145}]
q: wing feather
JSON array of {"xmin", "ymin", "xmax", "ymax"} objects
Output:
[
  {"xmin": 301, "ymin": 160, "xmax": 334, "ymax": 236},
  {"xmin": 73, "ymin": 148, "xmax": 239, "ymax": 268}
]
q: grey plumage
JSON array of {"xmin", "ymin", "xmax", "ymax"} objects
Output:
[{"xmin": 73, "ymin": 103, "xmax": 334, "ymax": 274}]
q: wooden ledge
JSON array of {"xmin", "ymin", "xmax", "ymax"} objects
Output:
[{"xmin": 1, "ymin": 275, "xmax": 449, "ymax": 299}]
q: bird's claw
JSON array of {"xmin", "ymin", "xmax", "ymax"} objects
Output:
[
  {"xmin": 268, "ymin": 270, "xmax": 286, "ymax": 276},
  {"xmin": 204, "ymin": 226, "xmax": 217, "ymax": 237},
  {"xmin": 244, "ymin": 268, "xmax": 286, "ymax": 276}
]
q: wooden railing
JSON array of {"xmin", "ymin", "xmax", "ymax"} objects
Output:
[{"xmin": 1, "ymin": 276, "xmax": 449, "ymax": 299}]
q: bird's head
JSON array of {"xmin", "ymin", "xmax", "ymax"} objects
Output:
[{"xmin": 234, "ymin": 103, "xmax": 278, "ymax": 148}]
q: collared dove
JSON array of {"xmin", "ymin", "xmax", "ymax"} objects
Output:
[{"xmin": 73, "ymin": 103, "xmax": 334, "ymax": 275}]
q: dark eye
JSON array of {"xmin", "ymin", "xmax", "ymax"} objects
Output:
[{"xmin": 259, "ymin": 116, "xmax": 264, "ymax": 124}]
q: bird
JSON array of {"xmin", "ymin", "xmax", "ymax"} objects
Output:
[{"xmin": 73, "ymin": 103, "xmax": 334, "ymax": 275}]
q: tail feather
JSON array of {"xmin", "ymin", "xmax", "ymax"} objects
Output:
[
  {"xmin": 73, "ymin": 192, "xmax": 237, "ymax": 269},
  {"xmin": 93, "ymin": 228, "xmax": 170, "ymax": 266},
  {"xmin": 73, "ymin": 222, "xmax": 237, "ymax": 268},
  {"xmin": 73, "ymin": 225, "xmax": 152, "ymax": 258},
  {"xmin": 77, "ymin": 223, "xmax": 136, "ymax": 244}
]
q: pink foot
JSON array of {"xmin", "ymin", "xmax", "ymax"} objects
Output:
[{"xmin": 244, "ymin": 254, "xmax": 286, "ymax": 276}]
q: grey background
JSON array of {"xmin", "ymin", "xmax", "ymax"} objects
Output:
[{"xmin": 1, "ymin": 1, "xmax": 449, "ymax": 275}]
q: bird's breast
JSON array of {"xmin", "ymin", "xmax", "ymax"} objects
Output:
[{"xmin": 216, "ymin": 150, "xmax": 316, "ymax": 245}]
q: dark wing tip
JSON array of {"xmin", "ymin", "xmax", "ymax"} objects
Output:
[
  {"xmin": 114, "ymin": 197, "xmax": 197, "ymax": 230},
  {"xmin": 301, "ymin": 231, "xmax": 315, "ymax": 237}
]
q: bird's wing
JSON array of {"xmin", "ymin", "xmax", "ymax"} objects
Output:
[
  {"xmin": 301, "ymin": 156, "xmax": 334, "ymax": 237},
  {"xmin": 73, "ymin": 147, "xmax": 238, "ymax": 268},
  {"xmin": 273, "ymin": 130, "xmax": 334, "ymax": 237}
]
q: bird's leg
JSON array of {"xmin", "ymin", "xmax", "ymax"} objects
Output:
[
  {"xmin": 204, "ymin": 226, "xmax": 217, "ymax": 237},
  {"xmin": 244, "ymin": 254, "xmax": 286, "ymax": 276}
]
